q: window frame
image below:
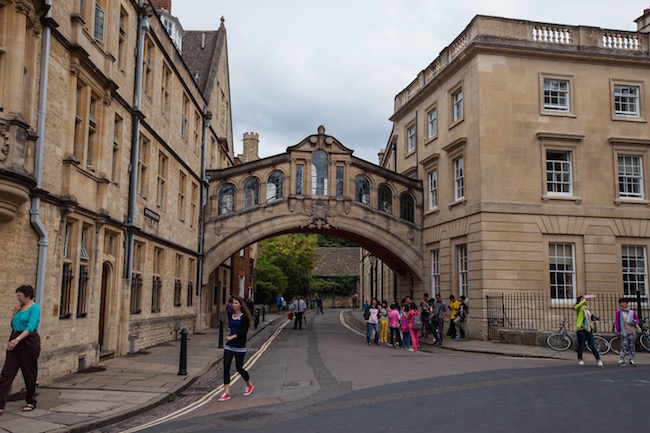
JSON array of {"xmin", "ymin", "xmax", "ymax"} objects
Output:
[
  {"xmin": 609, "ymin": 139, "xmax": 650, "ymax": 204},
  {"xmin": 611, "ymin": 79, "xmax": 646, "ymax": 122},
  {"xmin": 431, "ymin": 249, "xmax": 440, "ymax": 296},
  {"xmin": 428, "ymin": 169, "xmax": 438, "ymax": 211},
  {"xmin": 621, "ymin": 245, "xmax": 649, "ymax": 299},
  {"xmin": 427, "ymin": 105, "xmax": 438, "ymax": 140},
  {"xmin": 540, "ymin": 73, "xmax": 575, "ymax": 117},
  {"xmin": 451, "ymin": 87, "xmax": 463, "ymax": 125},
  {"xmin": 538, "ymin": 133, "xmax": 584, "ymax": 203},
  {"xmin": 406, "ymin": 124, "xmax": 416, "ymax": 153},
  {"xmin": 548, "ymin": 242, "xmax": 577, "ymax": 304}
]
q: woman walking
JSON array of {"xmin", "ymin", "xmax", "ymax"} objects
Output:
[
  {"xmin": 364, "ymin": 298, "xmax": 380, "ymax": 345},
  {"xmin": 378, "ymin": 301, "xmax": 389, "ymax": 344},
  {"xmin": 218, "ymin": 296, "xmax": 255, "ymax": 401},
  {"xmin": 574, "ymin": 294, "xmax": 603, "ymax": 367},
  {"xmin": 0, "ymin": 285, "xmax": 41, "ymax": 414}
]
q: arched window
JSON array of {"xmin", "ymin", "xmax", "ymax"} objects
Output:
[
  {"xmin": 218, "ymin": 184, "xmax": 235, "ymax": 215},
  {"xmin": 311, "ymin": 150, "xmax": 328, "ymax": 196},
  {"xmin": 267, "ymin": 171, "xmax": 283, "ymax": 202},
  {"xmin": 355, "ymin": 176, "xmax": 370, "ymax": 205},
  {"xmin": 243, "ymin": 178, "xmax": 259, "ymax": 209},
  {"xmin": 378, "ymin": 184, "xmax": 392, "ymax": 214},
  {"xmin": 400, "ymin": 193, "xmax": 414, "ymax": 222}
]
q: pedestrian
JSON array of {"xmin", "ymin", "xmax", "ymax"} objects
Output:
[
  {"xmin": 378, "ymin": 301, "xmax": 389, "ymax": 343},
  {"xmin": 362, "ymin": 299, "xmax": 369, "ymax": 311},
  {"xmin": 431, "ymin": 294, "xmax": 448, "ymax": 345},
  {"xmin": 352, "ymin": 293, "xmax": 358, "ymax": 309},
  {"xmin": 281, "ymin": 296, "xmax": 286, "ymax": 312},
  {"xmin": 276, "ymin": 294, "xmax": 283, "ymax": 314},
  {"xmin": 446, "ymin": 295, "xmax": 459, "ymax": 338},
  {"xmin": 0, "ymin": 285, "xmax": 42, "ymax": 414},
  {"xmin": 218, "ymin": 296, "xmax": 255, "ymax": 401},
  {"xmin": 408, "ymin": 302, "xmax": 421, "ymax": 352},
  {"xmin": 615, "ymin": 297, "xmax": 639, "ymax": 366},
  {"xmin": 316, "ymin": 296, "xmax": 324, "ymax": 314},
  {"xmin": 420, "ymin": 293, "xmax": 431, "ymax": 338},
  {"xmin": 292, "ymin": 296, "xmax": 307, "ymax": 329},
  {"xmin": 388, "ymin": 303, "xmax": 401, "ymax": 348},
  {"xmin": 455, "ymin": 295, "xmax": 468, "ymax": 339},
  {"xmin": 400, "ymin": 304, "xmax": 411, "ymax": 349},
  {"xmin": 364, "ymin": 298, "xmax": 380, "ymax": 345},
  {"xmin": 575, "ymin": 294, "xmax": 603, "ymax": 367},
  {"xmin": 246, "ymin": 296, "xmax": 255, "ymax": 323},
  {"xmin": 226, "ymin": 296, "xmax": 234, "ymax": 322}
]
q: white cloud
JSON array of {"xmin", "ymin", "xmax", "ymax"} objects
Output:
[{"xmin": 171, "ymin": 0, "xmax": 646, "ymax": 163}]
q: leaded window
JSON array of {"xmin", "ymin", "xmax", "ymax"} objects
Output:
[
  {"xmin": 312, "ymin": 150, "xmax": 328, "ymax": 196},
  {"xmin": 267, "ymin": 171, "xmax": 283, "ymax": 201},
  {"xmin": 355, "ymin": 176, "xmax": 370, "ymax": 205},
  {"xmin": 400, "ymin": 193, "xmax": 414, "ymax": 222},
  {"xmin": 378, "ymin": 184, "xmax": 392, "ymax": 214},
  {"xmin": 243, "ymin": 178, "xmax": 259, "ymax": 208},
  {"xmin": 218, "ymin": 184, "xmax": 234, "ymax": 215}
]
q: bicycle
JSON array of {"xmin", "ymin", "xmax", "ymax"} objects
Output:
[
  {"xmin": 609, "ymin": 318, "xmax": 650, "ymax": 355},
  {"xmin": 546, "ymin": 319, "xmax": 610, "ymax": 354}
]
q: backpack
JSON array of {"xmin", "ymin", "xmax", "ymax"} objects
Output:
[{"xmin": 412, "ymin": 313, "xmax": 423, "ymax": 330}]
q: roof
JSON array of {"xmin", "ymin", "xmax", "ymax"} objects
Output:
[
  {"xmin": 313, "ymin": 248, "xmax": 360, "ymax": 277},
  {"xmin": 181, "ymin": 30, "xmax": 219, "ymax": 94}
]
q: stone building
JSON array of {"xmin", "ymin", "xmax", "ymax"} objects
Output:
[
  {"xmin": 0, "ymin": 0, "xmax": 235, "ymax": 387},
  {"xmin": 362, "ymin": 11, "xmax": 650, "ymax": 338}
]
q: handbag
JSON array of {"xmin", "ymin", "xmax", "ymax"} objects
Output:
[{"xmin": 288, "ymin": 312, "xmax": 294, "ymax": 320}]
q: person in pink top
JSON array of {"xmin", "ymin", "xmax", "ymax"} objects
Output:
[
  {"xmin": 408, "ymin": 302, "xmax": 420, "ymax": 352},
  {"xmin": 387, "ymin": 303, "xmax": 401, "ymax": 347}
]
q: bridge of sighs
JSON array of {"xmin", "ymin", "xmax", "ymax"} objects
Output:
[{"xmin": 203, "ymin": 126, "xmax": 424, "ymax": 294}]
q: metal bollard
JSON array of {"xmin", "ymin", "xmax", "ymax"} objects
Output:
[
  {"xmin": 262, "ymin": 305, "xmax": 265, "ymax": 322},
  {"xmin": 178, "ymin": 328, "xmax": 188, "ymax": 376},
  {"xmin": 254, "ymin": 308, "xmax": 260, "ymax": 329},
  {"xmin": 218, "ymin": 319, "xmax": 224, "ymax": 348}
]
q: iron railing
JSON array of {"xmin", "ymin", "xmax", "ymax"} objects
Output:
[
  {"xmin": 130, "ymin": 274, "xmax": 142, "ymax": 314},
  {"xmin": 60, "ymin": 264, "xmax": 73, "ymax": 319},
  {"xmin": 486, "ymin": 291, "xmax": 649, "ymax": 340}
]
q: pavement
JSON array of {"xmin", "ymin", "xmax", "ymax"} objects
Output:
[{"xmin": 0, "ymin": 308, "xmax": 647, "ymax": 433}]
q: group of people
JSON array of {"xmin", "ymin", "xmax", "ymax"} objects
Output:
[
  {"xmin": 363, "ymin": 293, "xmax": 469, "ymax": 352},
  {"xmin": 575, "ymin": 295, "xmax": 643, "ymax": 367}
]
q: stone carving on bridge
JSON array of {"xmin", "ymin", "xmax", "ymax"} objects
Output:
[
  {"xmin": 0, "ymin": 124, "xmax": 9, "ymax": 162},
  {"xmin": 214, "ymin": 222, "xmax": 223, "ymax": 237},
  {"xmin": 301, "ymin": 198, "xmax": 339, "ymax": 230}
]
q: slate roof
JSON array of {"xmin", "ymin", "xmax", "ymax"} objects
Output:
[
  {"xmin": 181, "ymin": 30, "xmax": 219, "ymax": 94},
  {"xmin": 313, "ymin": 248, "xmax": 360, "ymax": 277}
]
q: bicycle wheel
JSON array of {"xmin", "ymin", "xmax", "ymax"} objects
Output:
[
  {"xmin": 592, "ymin": 335, "xmax": 610, "ymax": 355},
  {"xmin": 547, "ymin": 333, "xmax": 571, "ymax": 351},
  {"xmin": 640, "ymin": 333, "xmax": 650, "ymax": 352},
  {"xmin": 609, "ymin": 336, "xmax": 621, "ymax": 355}
]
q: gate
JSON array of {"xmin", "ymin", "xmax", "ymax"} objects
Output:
[{"xmin": 485, "ymin": 293, "xmax": 505, "ymax": 340}]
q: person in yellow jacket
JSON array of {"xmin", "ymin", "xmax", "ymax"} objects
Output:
[{"xmin": 574, "ymin": 294, "xmax": 603, "ymax": 367}]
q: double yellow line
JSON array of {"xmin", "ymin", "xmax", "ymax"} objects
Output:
[{"xmin": 120, "ymin": 319, "xmax": 291, "ymax": 433}]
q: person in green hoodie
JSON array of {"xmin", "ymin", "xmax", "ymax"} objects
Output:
[{"xmin": 575, "ymin": 294, "xmax": 603, "ymax": 367}]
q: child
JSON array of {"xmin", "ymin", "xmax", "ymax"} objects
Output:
[{"xmin": 387, "ymin": 303, "xmax": 401, "ymax": 348}]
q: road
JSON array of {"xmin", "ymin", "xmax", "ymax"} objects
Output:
[{"xmin": 99, "ymin": 310, "xmax": 650, "ymax": 433}]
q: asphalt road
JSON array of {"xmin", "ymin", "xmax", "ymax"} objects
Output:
[{"xmin": 103, "ymin": 311, "xmax": 650, "ymax": 433}]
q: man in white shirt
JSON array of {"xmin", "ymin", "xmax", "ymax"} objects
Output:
[{"xmin": 292, "ymin": 296, "xmax": 307, "ymax": 330}]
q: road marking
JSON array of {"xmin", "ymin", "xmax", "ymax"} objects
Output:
[
  {"xmin": 119, "ymin": 319, "xmax": 291, "ymax": 433},
  {"xmin": 339, "ymin": 310, "xmax": 365, "ymax": 337}
]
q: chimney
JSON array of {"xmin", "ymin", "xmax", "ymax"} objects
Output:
[
  {"xmin": 150, "ymin": 0, "xmax": 172, "ymax": 13},
  {"xmin": 378, "ymin": 148, "xmax": 385, "ymax": 165},
  {"xmin": 635, "ymin": 6, "xmax": 650, "ymax": 32},
  {"xmin": 242, "ymin": 132, "xmax": 260, "ymax": 163}
]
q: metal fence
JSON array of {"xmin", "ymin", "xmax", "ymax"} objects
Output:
[{"xmin": 486, "ymin": 291, "xmax": 649, "ymax": 340}]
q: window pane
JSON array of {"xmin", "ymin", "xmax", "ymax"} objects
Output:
[
  {"xmin": 311, "ymin": 150, "xmax": 328, "ymax": 196},
  {"xmin": 549, "ymin": 243, "xmax": 575, "ymax": 301},
  {"xmin": 355, "ymin": 176, "xmax": 370, "ymax": 205},
  {"xmin": 546, "ymin": 151, "xmax": 572, "ymax": 194},
  {"xmin": 378, "ymin": 185, "xmax": 392, "ymax": 214}
]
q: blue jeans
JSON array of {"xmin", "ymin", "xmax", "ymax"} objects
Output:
[
  {"xmin": 402, "ymin": 330, "xmax": 412, "ymax": 348},
  {"xmin": 577, "ymin": 329, "xmax": 600, "ymax": 361},
  {"xmin": 366, "ymin": 322, "xmax": 379, "ymax": 344}
]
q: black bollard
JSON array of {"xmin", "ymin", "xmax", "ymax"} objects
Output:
[
  {"xmin": 255, "ymin": 308, "xmax": 260, "ymax": 329},
  {"xmin": 178, "ymin": 328, "xmax": 188, "ymax": 376},
  {"xmin": 218, "ymin": 319, "xmax": 224, "ymax": 348},
  {"xmin": 262, "ymin": 305, "xmax": 265, "ymax": 322}
]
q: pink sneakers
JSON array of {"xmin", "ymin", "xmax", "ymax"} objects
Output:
[
  {"xmin": 218, "ymin": 392, "xmax": 231, "ymax": 401},
  {"xmin": 243, "ymin": 383, "xmax": 254, "ymax": 396}
]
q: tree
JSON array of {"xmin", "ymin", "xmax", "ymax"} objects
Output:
[
  {"xmin": 257, "ymin": 234, "xmax": 317, "ymax": 298},
  {"xmin": 255, "ymin": 260, "xmax": 287, "ymax": 304}
]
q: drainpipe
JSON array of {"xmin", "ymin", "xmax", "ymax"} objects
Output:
[
  {"xmin": 125, "ymin": 7, "xmax": 150, "ymax": 280},
  {"xmin": 197, "ymin": 109, "xmax": 212, "ymax": 300},
  {"xmin": 30, "ymin": 0, "xmax": 53, "ymax": 327}
]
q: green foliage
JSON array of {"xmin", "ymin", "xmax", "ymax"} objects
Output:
[
  {"xmin": 255, "ymin": 260, "xmax": 288, "ymax": 304},
  {"xmin": 316, "ymin": 234, "xmax": 356, "ymax": 248},
  {"xmin": 258, "ymin": 234, "xmax": 317, "ymax": 298},
  {"xmin": 311, "ymin": 275, "xmax": 357, "ymax": 296}
]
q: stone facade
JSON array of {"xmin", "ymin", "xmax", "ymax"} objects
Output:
[
  {"xmin": 365, "ymin": 13, "xmax": 650, "ymax": 339},
  {"xmin": 0, "ymin": 0, "xmax": 235, "ymax": 390}
]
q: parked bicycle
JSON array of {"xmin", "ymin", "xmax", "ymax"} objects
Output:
[
  {"xmin": 546, "ymin": 319, "xmax": 610, "ymax": 354},
  {"xmin": 609, "ymin": 318, "xmax": 650, "ymax": 354}
]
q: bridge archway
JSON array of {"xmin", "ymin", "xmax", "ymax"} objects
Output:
[{"xmin": 203, "ymin": 127, "xmax": 424, "ymax": 292}]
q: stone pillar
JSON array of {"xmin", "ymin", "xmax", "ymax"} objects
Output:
[{"xmin": 4, "ymin": 3, "xmax": 28, "ymax": 116}]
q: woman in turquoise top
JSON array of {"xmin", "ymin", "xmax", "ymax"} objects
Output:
[{"xmin": 0, "ymin": 285, "xmax": 41, "ymax": 414}]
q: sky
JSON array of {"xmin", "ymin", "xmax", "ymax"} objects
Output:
[{"xmin": 171, "ymin": 1, "xmax": 647, "ymax": 164}]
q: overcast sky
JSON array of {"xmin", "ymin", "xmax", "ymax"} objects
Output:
[{"xmin": 172, "ymin": 1, "xmax": 646, "ymax": 164}]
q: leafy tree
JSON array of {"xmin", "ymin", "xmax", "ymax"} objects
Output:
[
  {"xmin": 316, "ymin": 234, "xmax": 356, "ymax": 248},
  {"xmin": 257, "ymin": 234, "xmax": 317, "ymax": 298},
  {"xmin": 255, "ymin": 259, "xmax": 287, "ymax": 304}
]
